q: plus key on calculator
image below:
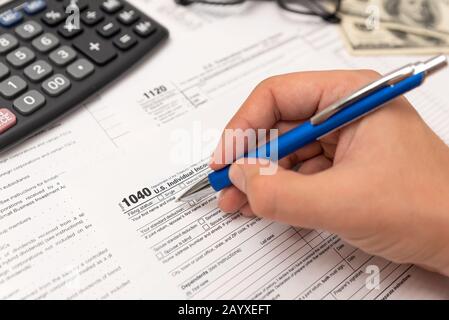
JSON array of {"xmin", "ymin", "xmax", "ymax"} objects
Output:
[{"xmin": 0, "ymin": 0, "xmax": 168, "ymax": 152}]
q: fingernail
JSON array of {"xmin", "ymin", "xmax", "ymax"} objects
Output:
[
  {"xmin": 229, "ymin": 164, "xmax": 246, "ymax": 192},
  {"xmin": 217, "ymin": 191, "xmax": 231, "ymax": 214},
  {"xmin": 218, "ymin": 190, "xmax": 225, "ymax": 204},
  {"xmin": 209, "ymin": 145, "xmax": 220, "ymax": 167}
]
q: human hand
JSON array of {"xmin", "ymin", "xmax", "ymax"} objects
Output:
[{"xmin": 210, "ymin": 70, "xmax": 449, "ymax": 276}]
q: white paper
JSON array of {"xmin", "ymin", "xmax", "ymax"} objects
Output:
[
  {"xmin": 1, "ymin": 0, "xmax": 449, "ymax": 299},
  {"xmin": 0, "ymin": 0, "xmax": 223, "ymax": 299},
  {"xmin": 66, "ymin": 133, "xmax": 449, "ymax": 300},
  {"xmin": 65, "ymin": 8, "xmax": 449, "ymax": 298},
  {"xmin": 0, "ymin": 107, "xmax": 136, "ymax": 299}
]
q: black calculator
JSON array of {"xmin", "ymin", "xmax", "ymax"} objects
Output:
[{"xmin": 0, "ymin": 0, "xmax": 168, "ymax": 153}]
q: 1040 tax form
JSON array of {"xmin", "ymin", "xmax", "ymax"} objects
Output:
[
  {"xmin": 66, "ymin": 121, "xmax": 449, "ymax": 300},
  {"xmin": 65, "ymin": 10, "xmax": 449, "ymax": 297}
]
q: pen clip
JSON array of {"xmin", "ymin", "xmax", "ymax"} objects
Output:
[{"xmin": 310, "ymin": 64, "xmax": 415, "ymax": 125}]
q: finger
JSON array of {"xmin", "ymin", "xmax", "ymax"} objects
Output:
[
  {"xmin": 274, "ymin": 121, "xmax": 323, "ymax": 169},
  {"xmin": 228, "ymin": 159, "xmax": 362, "ymax": 232},
  {"xmin": 275, "ymin": 121, "xmax": 340, "ymax": 155},
  {"xmin": 218, "ymin": 187, "xmax": 247, "ymax": 214},
  {"xmin": 297, "ymin": 155, "xmax": 333, "ymax": 175},
  {"xmin": 217, "ymin": 144, "xmax": 325, "ymax": 214},
  {"xmin": 321, "ymin": 142, "xmax": 337, "ymax": 160},
  {"xmin": 277, "ymin": 142, "xmax": 323, "ymax": 170},
  {"xmin": 218, "ymin": 154, "xmax": 332, "ymax": 214},
  {"xmin": 210, "ymin": 70, "xmax": 380, "ymax": 170}
]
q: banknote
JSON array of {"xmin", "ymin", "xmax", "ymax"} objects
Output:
[
  {"xmin": 340, "ymin": 0, "xmax": 449, "ymax": 37},
  {"xmin": 340, "ymin": 16, "xmax": 449, "ymax": 55}
]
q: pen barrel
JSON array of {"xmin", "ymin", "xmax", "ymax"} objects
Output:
[{"xmin": 209, "ymin": 72, "xmax": 425, "ymax": 192}]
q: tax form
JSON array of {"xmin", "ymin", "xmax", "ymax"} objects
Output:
[
  {"xmin": 1, "ymin": 0, "xmax": 449, "ymax": 299},
  {"xmin": 66, "ymin": 4, "xmax": 449, "ymax": 299},
  {"xmin": 67, "ymin": 143, "xmax": 449, "ymax": 300},
  {"xmin": 0, "ymin": 0, "xmax": 234, "ymax": 299}
]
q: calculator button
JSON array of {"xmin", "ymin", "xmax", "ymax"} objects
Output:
[
  {"xmin": 32, "ymin": 33, "xmax": 60, "ymax": 52},
  {"xmin": 67, "ymin": 59, "xmax": 94, "ymax": 80},
  {"xmin": 101, "ymin": 0, "xmax": 123, "ymax": 14},
  {"xmin": 113, "ymin": 33, "xmax": 137, "ymax": 51},
  {"xmin": 0, "ymin": 34, "xmax": 19, "ymax": 54},
  {"xmin": 24, "ymin": 0, "xmax": 47, "ymax": 15},
  {"xmin": 24, "ymin": 60, "xmax": 53, "ymax": 82},
  {"xmin": 117, "ymin": 9, "xmax": 139, "ymax": 25},
  {"xmin": 97, "ymin": 21, "xmax": 120, "ymax": 38},
  {"xmin": 0, "ymin": 10, "xmax": 23, "ymax": 27},
  {"xmin": 42, "ymin": 9, "xmax": 66, "ymax": 26},
  {"xmin": 15, "ymin": 21, "xmax": 43, "ymax": 40},
  {"xmin": 58, "ymin": 24, "xmax": 83, "ymax": 39},
  {"xmin": 0, "ymin": 108, "xmax": 16, "ymax": 134},
  {"xmin": 73, "ymin": 36, "xmax": 117, "ymax": 65},
  {"xmin": 49, "ymin": 46, "xmax": 77, "ymax": 66},
  {"xmin": 64, "ymin": 0, "xmax": 88, "ymax": 12},
  {"xmin": 7, "ymin": 47, "xmax": 35, "ymax": 68},
  {"xmin": 0, "ymin": 63, "xmax": 10, "ymax": 80},
  {"xmin": 13, "ymin": 90, "xmax": 46, "ymax": 115},
  {"xmin": 42, "ymin": 74, "xmax": 71, "ymax": 96},
  {"xmin": 134, "ymin": 21, "xmax": 156, "ymax": 38},
  {"xmin": 81, "ymin": 10, "xmax": 104, "ymax": 26},
  {"xmin": 0, "ymin": 76, "xmax": 27, "ymax": 99}
]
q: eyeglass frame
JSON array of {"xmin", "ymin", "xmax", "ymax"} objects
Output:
[{"xmin": 174, "ymin": 0, "xmax": 342, "ymax": 23}]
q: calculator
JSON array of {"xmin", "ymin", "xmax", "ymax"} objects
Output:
[{"xmin": 0, "ymin": 0, "xmax": 168, "ymax": 153}]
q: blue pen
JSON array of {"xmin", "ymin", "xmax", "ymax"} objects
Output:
[{"xmin": 178, "ymin": 55, "xmax": 448, "ymax": 202}]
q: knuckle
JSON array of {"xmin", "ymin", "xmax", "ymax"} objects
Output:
[
  {"xmin": 258, "ymin": 75, "xmax": 283, "ymax": 90},
  {"xmin": 337, "ymin": 69, "xmax": 381, "ymax": 94},
  {"xmin": 256, "ymin": 78, "xmax": 271, "ymax": 92},
  {"xmin": 358, "ymin": 69, "xmax": 381, "ymax": 81}
]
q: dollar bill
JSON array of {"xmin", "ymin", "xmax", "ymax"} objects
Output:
[
  {"xmin": 340, "ymin": 16, "xmax": 449, "ymax": 55},
  {"xmin": 340, "ymin": 0, "xmax": 449, "ymax": 38}
]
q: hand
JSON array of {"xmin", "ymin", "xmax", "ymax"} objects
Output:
[{"xmin": 210, "ymin": 70, "xmax": 449, "ymax": 276}]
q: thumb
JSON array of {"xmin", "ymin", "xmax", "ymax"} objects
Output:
[{"xmin": 228, "ymin": 159, "xmax": 358, "ymax": 232}]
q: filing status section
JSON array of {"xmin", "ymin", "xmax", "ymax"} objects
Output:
[{"xmin": 116, "ymin": 161, "xmax": 416, "ymax": 300}]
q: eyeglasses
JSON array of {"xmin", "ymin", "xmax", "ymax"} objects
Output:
[{"xmin": 174, "ymin": 0, "xmax": 342, "ymax": 23}]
